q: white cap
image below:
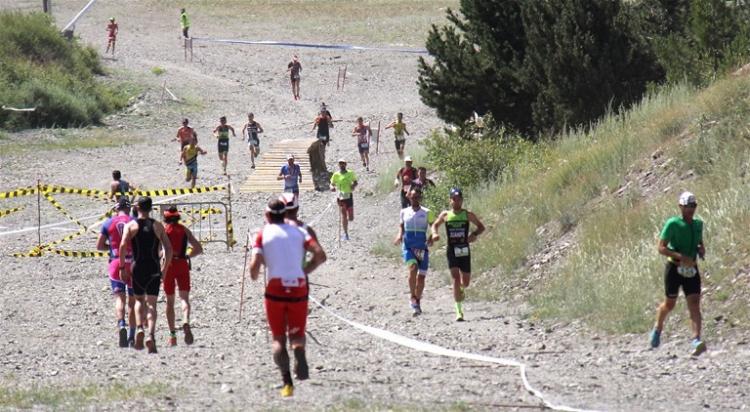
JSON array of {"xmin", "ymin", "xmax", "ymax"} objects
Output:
[
  {"xmin": 678, "ymin": 191, "xmax": 697, "ymax": 206},
  {"xmin": 338, "ymin": 158, "xmax": 347, "ymax": 163},
  {"xmin": 278, "ymin": 193, "xmax": 298, "ymax": 210},
  {"xmin": 286, "ymin": 153, "xmax": 295, "ymax": 160},
  {"xmin": 404, "ymin": 156, "xmax": 412, "ymax": 162}
]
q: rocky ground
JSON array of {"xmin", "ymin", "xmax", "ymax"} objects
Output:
[{"xmin": 1, "ymin": 1, "xmax": 750, "ymax": 411}]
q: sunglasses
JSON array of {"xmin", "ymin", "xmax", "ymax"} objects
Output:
[{"xmin": 683, "ymin": 203, "xmax": 698, "ymax": 208}]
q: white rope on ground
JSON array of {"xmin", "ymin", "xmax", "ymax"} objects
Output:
[
  {"xmin": 309, "ymin": 296, "xmax": 600, "ymax": 412},
  {"xmin": 1, "ymin": 105, "xmax": 36, "ymax": 112},
  {"xmin": 61, "ymin": 0, "xmax": 98, "ymax": 33},
  {"xmin": 191, "ymin": 37, "xmax": 429, "ymax": 55}
]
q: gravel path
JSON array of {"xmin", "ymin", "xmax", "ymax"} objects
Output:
[{"xmin": 1, "ymin": 1, "xmax": 749, "ymax": 411}]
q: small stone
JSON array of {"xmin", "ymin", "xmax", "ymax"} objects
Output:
[
  {"xmin": 220, "ymin": 384, "xmax": 233, "ymax": 394},
  {"xmin": 96, "ymin": 341, "xmax": 104, "ymax": 346}
]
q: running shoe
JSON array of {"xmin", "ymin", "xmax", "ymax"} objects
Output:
[
  {"xmin": 458, "ymin": 286, "xmax": 466, "ymax": 302},
  {"xmin": 251, "ymin": 164, "xmax": 255, "ymax": 169},
  {"xmin": 183, "ymin": 323, "xmax": 194, "ymax": 345},
  {"xmin": 118, "ymin": 327, "xmax": 128, "ymax": 348},
  {"xmin": 134, "ymin": 329, "xmax": 145, "ymax": 350},
  {"xmin": 649, "ymin": 328, "xmax": 661, "ymax": 349},
  {"xmin": 280, "ymin": 384, "xmax": 294, "ymax": 397},
  {"xmin": 411, "ymin": 299, "xmax": 422, "ymax": 316},
  {"xmin": 342, "ymin": 234, "xmax": 350, "ymax": 241},
  {"xmin": 691, "ymin": 338, "xmax": 707, "ymax": 356},
  {"xmin": 145, "ymin": 335, "xmax": 157, "ymax": 354},
  {"xmin": 455, "ymin": 302, "xmax": 464, "ymax": 322},
  {"xmin": 167, "ymin": 335, "xmax": 177, "ymax": 347},
  {"xmin": 293, "ymin": 348, "xmax": 309, "ymax": 380}
]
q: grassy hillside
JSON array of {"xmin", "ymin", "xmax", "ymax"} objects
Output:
[
  {"xmin": 418, "ymin": 74, "xmax": 750, "ymax": 334},
  {"xmin": 0, "ymin": 12, "xmax": 127, "ymax": 130}
]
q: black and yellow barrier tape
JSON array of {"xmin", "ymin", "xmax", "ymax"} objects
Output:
[
  {"xmin": 0, "ymin": 187, "xmax": 37, "ymax": 199},
  {"xmin": 0, "ymin": 206, "xmax": 25, "ymax": 218}
]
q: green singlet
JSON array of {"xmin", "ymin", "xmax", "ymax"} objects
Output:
[
  {"xmin": 217, "ymin": 125, "xmax": 230, "ymax": 141},
  {"xmin": 659, "ymin": 216, "xmax": 703, "ymax": 261},
  {"xmin": 445, "ymin": 209, "xmax": 469, "ymax": 248}
]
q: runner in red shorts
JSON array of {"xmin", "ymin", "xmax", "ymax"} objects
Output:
[
  {"xmin": 249, "ymin": 199, "xmax": 326, "ymax": 397},
  {"xmin": 162, "ymin": 206, "xmax": 203, "ymax": 346}
]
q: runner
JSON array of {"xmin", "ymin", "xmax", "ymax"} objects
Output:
[
  {"xmin": 180, "ymin": 8, "xmax": 190, "ymax": 38},
  {"xmin": 162, "ymin": 206, "xmax": 203, "ymax": 347},
  {"xmin": 312, "ymin": 109, "xmax": 333, "ymax": 165},
  {"xmin": 394, "ymin": 156, "xmax": 417, "ymax": 208},
  {"xmin": 430, "ymin": 188, "xmax": 485, "ymax": 321},
  {"xmin": 248, "ymin": 199, "xmax": 326, "ymax": 397},
  {"xmin": 109, "ymin": 170, "xmax": 136, "ymax": 201},
  {"xmin": 412, "ymin": 167, "xmax": 436, "ymax": 192},
  {"xmin": 180, "ymin": 140, "xmax": 207, "ymax": 188},
  {"xmin": 394, "ymin": 187, "xmax": 434, "ymax": 316},
  {"xmin": 385, "ymin": 112, "xmax": 410, "ymax": 159},
  {"xmin": 119, "ymin": 196, "xmax": 172, "ymax": 354},
  {"xmin": 329, "ymin": 159, "xmax": 358, "ymax": 240},
  {"xmin": 287, "ymin": 55, "xmax": 302, "ymax": 100},
  {"xmin": 96, "ymin": 197, "xmax": 136, "ymax": 347},
  {"xmin": 213, "ymin": 116, "xmax": 236, "ymax": 175},
  {"xmin": 649, "ymin": 191, "xmax": 707, "ymax": 356},
  {"xmin": 105, "ymin": 17, "xmax": 118, "ymax": 56},
  {"xmin": 175, "ymin": 118, "xmax": 198, "ymax": 162},
  {"xmin": 352, "ymin": 117, "xmax": 371, "ymax": 171},
  {"xmin": 242, "ymin": 112, "xmax": 264, "ymax": 169},
  {"xmin": 278, "ymin": 154, "xmax": 302, "ymax": 203}
]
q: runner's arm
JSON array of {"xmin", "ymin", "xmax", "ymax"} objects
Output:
[
  {"xmin": 180, "ymin": 147, "xmax": 186, "ymax": 164},
  {"xmin": 109, "ymin": 182, "xmax": 118, "ymax": 200},
  {"xmin": 657, "ymin": 239, "xmax": 683, "ymax": 261},
  {"xmin": 198, "ymin": 145, "xmax": 207, "ymax": 155},
  {"xmin": 467, "ymin": 212, "xmax": 485, "ymax": 243},
  {"xmin": 393, "ymin": 222, "xmax": 405, "ymax": 245},
  {"xmin": 430, "ymin": 211, "xmax": 447, "ymax": 242},
  {"xmin": 249, "ymin": 252, "xmax": 264, "ymax": 280},
  {"xmin": 351, "ymin": 179, "xmax": 358, "ymax": 191},
  {"xmin": 303, "ymin": 239, "xmax": 326, "ymax": 275},
  {"xmin": 404, "ymin": 125, "xmax": 410, "ymax": 135},
  {"xmin": 297, "ymin": 165, "xmax": 302, "ymax": 183},
  {"xmin": 229, "ymin": 125, "xmax": 236, "ymax": 137},
  {"xmin": 184, "ymin": 227, "xmax": 203, "ymax": 258},
  {"xmin": 698, "ymin": 241, "xmax": 705, "ymax": 259},
  {"xmin": 118, "ymin": 222, "xmax": 137, "ymax": 283},
  {"xmin": 155, "ymin": 222, "xmax": 173, "ymax": 274},
  {"xmin": 385, "ymin": 121, "xmax": 395, "ymax": 129},
  {"xmin": 96, "ymin": 232, "xmax": 108, "ymax": 251}
]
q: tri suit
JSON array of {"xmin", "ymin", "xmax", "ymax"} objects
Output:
[{"xmin": 131, "ymin": 218, "xmax": 162, "ymax": 296}]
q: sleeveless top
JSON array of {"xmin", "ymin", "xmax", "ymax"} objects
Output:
[
  {"xmin": 216, "ymin": 125, "xmax": 230, "ymax": 141},
  {"xmin": 132, "ymin": 218, "xmax": 160, "ymax": 266},
  {"xmin": 393, "ymin": 122, "xmax": 406, "ymax": 140},
  {"xmin": 246, "ymin": 121, "xmax": 260, "ymax": 142},
  {"xmin": 165, "ymin": 223, "xmax": 188, "ymax": 259},
  {"xmin": 445, "ymin": 210, "xmax": 470, "ymax": 248}
]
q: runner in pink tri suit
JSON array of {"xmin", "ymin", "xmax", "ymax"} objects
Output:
[{"xmin": 96, "ymin": 197, "xmax": 137, "ymax": 348}]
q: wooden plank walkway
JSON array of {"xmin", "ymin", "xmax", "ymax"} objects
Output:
[{"xmin": 239, "ymin": 139, "xmax": 317, "ymax": 193}]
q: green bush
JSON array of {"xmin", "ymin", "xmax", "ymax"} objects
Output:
[{"xmin": 0, "ymin": 11, "xmax": 125, "ymax": 130}]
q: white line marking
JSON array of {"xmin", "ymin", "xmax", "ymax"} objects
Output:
[{"xmin": 310, "ymin": 296, "xmax": 599, "ymax": 412}]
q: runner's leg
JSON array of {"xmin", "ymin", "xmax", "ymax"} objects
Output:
[
  {"xmin": 655, "ymin": 297, "xmax": 676, "ymax": 331},
  {"xmin": 179, "ymin": 289, "xmax": 191, "ymax": 325},
  {"xmin": 166, "ymin": 294, "xmax": 176, "ymax": 333},
  {"xmin": 408, "ymin": 263, "xmax": 418, "ymax": 299},
  {"xmin": 416, "ymin": 274, "xmax": 426, "ymax": 301},
  {"xmin": 686, "ymin": 293, "xmax": 702, "ymax": 339},
  {"xmin": 450, "ymin": 268, "xmax": 462, "ymax": 302}
]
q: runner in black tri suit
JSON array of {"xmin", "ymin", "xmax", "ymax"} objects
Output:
[
  {"xmin": 242, "ymin": 113, "xmax": 264, "ymax": 169},
  {"xmin": 119, "ymin": 196, "xmax": 172, "ymax": 353},
  {"xmin": 431, "ymin": 188, "xmax": 485, "ymax": 321}
]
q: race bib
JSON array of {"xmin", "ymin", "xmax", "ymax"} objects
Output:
[
  {"xmin": 677, "ymin": 265, "xmax": 697, "ymax": 278},
  {"xmin": 359, "ymin": 143, "xmax": 369, "ymax": 149},
  {"xmin": 282, "ymin": 278, "xmax": 300, "ymax": 287},
  {"xmin": 453, "ymin": 246, "xmax": 469, "ymax": 257},
  {"xmin": 338, "ymin": 191, "xmax": 351, "ymax": 200},
  {"xmin": 412, "ymin": 248, "xmax": 425, "ymax": 262}
]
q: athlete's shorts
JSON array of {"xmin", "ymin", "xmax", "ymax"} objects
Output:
[
  {"xmin": 132, "ymin": 262, "xmax": 161, "ymax": 296},
  {"xmin": 395, "ymin": 139, "xmax": 405, "ymax": 151},
  {"xmin": 185, "ymin": 163, "xmax": 198, "ymax": 179},
  {"xmin": 163, "ymin": 258, "xmax": 190, "ymax": 295},
  {"xmin": 291, "ymin": 75, "xmax": 300, "ymax": 82},
  {"xmin": 108, "ymin": 258, "xmax": 134, "ymax": 295},
  {"xmin": 217, "ymin": 139, "xmax": 229, "ymax": 154},
  {"xmin": 180, "ymin": 140, "xmax": 190, "ymax": 149},
  {"xmin": 317, "ymin": 132, "xmax": 329, "ymax": 145},
  {"xmin": 358, "ymin": 143, "xmax": 369, "ymax": 154},
  {"xmin": 400, "ymin": 191, "xmax": 410, "ymax": 209},
  {"xmin": 664, "ymin": 262, "xmax": 701, "ymax": 298},
  {"xmin": 447, "ymin": 245, "xmax": 471, "ymax": 273},
  {"xmin": 248, "ymin": 138, "xmax": 260, "ymax": 148},
  {"xmin": 264, "ymin": 279, "xmax": 308, "ymax": 338},
  {"xmin": 403, "ymin": 247, "xmax": 429, "ymax": 275},
  {"xmin": 337, "ymin": 196, "xmax": 353, "ymax": 217}
]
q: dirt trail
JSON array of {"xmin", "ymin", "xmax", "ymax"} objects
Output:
[{"xmin": 1, "ymin": 1, "xmax": 749, "ymax": 411}]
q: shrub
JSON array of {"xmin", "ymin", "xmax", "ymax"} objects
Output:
[{"xmin": 0, "ymin": 11, "xmax": 126, "ymax": 130}]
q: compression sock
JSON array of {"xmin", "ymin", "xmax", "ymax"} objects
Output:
[
  {"xmin": 117, "ymin": 319, "xmax": 126, "ymax": 328},
  {"xmin": 273, "ymin": 348, "xmax": 291, "ymax": 375}
]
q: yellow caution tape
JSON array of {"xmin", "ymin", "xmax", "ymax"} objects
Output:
[
  {"xmin": 0, "ymin": 187, "xmax": 37, "ymax": 199},
  {"xmin": 134, "ymin": 185, "xmax": 227, "ymax": 197},
  {"xmin": 51, "ymin": 249, "xmax": 108, "ymax": 258},
  {"xmin": 42, "ymin": 185, "xmax": 111, "ymax": 201},
  {"xmin": 0, "ymin": 206, "xmax": 24, "ymax": 218}
]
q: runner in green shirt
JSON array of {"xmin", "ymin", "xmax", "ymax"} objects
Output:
[
  {"xmin": 329, "ymin": 159, "xmax": 358, "ymax": 240},
  {"xmin": 650, "ymin": 191, "xmax": 707, "ymax": 356},
  {"xmin": 180, "ymin": 8, "xmax": 190, "ymax": 38}
]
